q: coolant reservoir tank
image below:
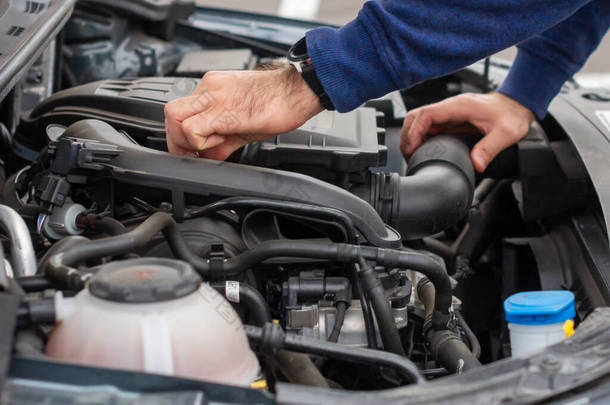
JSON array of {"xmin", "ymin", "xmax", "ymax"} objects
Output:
[{"xmin": 46, "ymin": 258, "xmax": 260, "ymax": 386}]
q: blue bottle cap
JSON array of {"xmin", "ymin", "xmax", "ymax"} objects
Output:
[{"xmin": 504, "ymin": 290, "xmax": 575, "ymax": 325}]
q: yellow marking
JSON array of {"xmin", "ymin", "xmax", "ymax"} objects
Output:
[
  {"xmin": 563, "ymin": 319, "xmax": 575, "ymax": 338},
  {"xmin": 251, "ymin": 379, "xmax": 268, "ymax": 390}
]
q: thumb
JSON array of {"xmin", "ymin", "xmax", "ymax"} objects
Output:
[
  {"xmin": 197, "ymin": 136, "xmax": 247, "ymax": 161},
  {"xmin": 471, "ymin": 128, "xmax": 517, "ymax": 173}
]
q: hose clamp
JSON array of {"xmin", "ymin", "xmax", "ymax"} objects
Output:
[
  {"xmin": 446, "ymin": 305, "xmax": 458, "ymax": 331},
  {"xmin": 208, "ymin": 243, "xmax": 226, "ymax": 273}
]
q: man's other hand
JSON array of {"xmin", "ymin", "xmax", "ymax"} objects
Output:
[
  {"xmin": 400, "ymin": 92, "xmax": 535, "ymax": 172},
  {"xmin": 165, "ymin": 67, "xmax": 323, "ymax": 160}
]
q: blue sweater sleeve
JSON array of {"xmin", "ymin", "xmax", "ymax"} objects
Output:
[
  {"xmin": 305, "ymin": 0, "xmax": 596, "ymax": 112},
  {"xmin": 498, "ymin": 0, "xmax": 610, "ymax": 119}
]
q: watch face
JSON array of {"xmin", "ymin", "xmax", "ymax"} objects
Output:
[{"xmin": 288, "ymin": 37, "xmax": 308, "ymax": 62}]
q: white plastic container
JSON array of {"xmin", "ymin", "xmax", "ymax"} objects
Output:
[
  {"xmin": 504, "ymin": 290, "xmax": 575, "ymax": 357},
  {"xmin": 46, "ymin": 258, "xmax": 260, "ymax": 386}
]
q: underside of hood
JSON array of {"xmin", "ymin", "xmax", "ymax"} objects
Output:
[{"xmin": 0, "ymin": 0, "xmax": 75, "ymax": 103}]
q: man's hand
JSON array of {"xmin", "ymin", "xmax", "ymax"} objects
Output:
[
  {"xmin": 400, "ymin": 92, "xmax": 535, "ymax": 172},
  {"xmin": 165, "ymin": 67, "xmax": 323, "ymax": 160}
]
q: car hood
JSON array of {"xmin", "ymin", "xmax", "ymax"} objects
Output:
[{"xmin": 0, "ymin": 0, "xmax": 75, "ymax": 103}]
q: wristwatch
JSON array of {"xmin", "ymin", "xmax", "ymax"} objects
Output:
[{"xmin": 287, "ymin": 37, "xmax": 335, "ymax": 111}]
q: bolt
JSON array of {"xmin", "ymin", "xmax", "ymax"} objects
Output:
[{"xmin": 539, "ymin": 356, "xmax": 560, "ymax": 372}]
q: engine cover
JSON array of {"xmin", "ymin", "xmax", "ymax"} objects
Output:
[
  {"xmin": 21, "ymin": 77, "xmax": 387, "ymax": 182},
  {"xmin": 22, "ymin": 77, "xmax": 198, "ymax": 150}
]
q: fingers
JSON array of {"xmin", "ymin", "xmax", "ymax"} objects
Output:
[
  {"xmin": 400, "ymin": 92, "xmax": 534, "ymax": 172},
  {"xmin": 470, "ymin": 125, "xmax": 519, "ymax": 172},
  {"xmin": 164, "ymin": 67, "xmax": 320, "ymax": 160},
  {"xmin": 166, "ymin": 128, "xmax": 198, "ymax": 157},
  {"xmin": 165, "ymin": 115, "xmax": 193, "ymax": 152},
  {"xmin": 400, "ymin": 113, "xmax": 417, "ymax": 156},
  {"xmin": 195, "ymin": 134, "xmax": 226, "ymax": 152},
  {"xmin": 401, "ymin": 95, "xmax": 482, "ymax": 157},
  {"xmin": 165, "ymin": 94, "xmax": 214, "ymax": 124},
  {"xmin": 182, "ymin": 114, "xmax": 226, "ymax": 150},
  {"xmin": 165, "ymin": 93, "xmax": 219, "ymax": 152},
  {"xmin": 197, "ymin": 136, "xmax": 248, "ymax": 161},
  {"xmin": 402, "ymin": 106, "xmax": 434, "ymax": 157}
]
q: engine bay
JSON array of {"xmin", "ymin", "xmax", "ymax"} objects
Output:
[{"xmin": 1, "ymin": 0, "xmax": 608, "ymax": 397}]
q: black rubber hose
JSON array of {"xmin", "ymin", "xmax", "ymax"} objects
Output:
[
  {"xmin": 75, "ymin": 213, "xmax": 127, "ymax": 236},
  {"xmin": 456, "ymin": 310, "xmax": 481, "ymax": 359},
  {"xmin": 177, "ymin": 217, "xmax": 446, "ymax": 333},
  {"xmin": 328, "ymin": 301, "xmax": 347, "ymax": 343},
  {"xmin": 46, "ymin": 213, "xmax": 452, "ymax": 330},
  {"xmin": 359, "ymin": 258, "xmax": 405, "ymax": 356},
  {"xmin": 417, "ymin": 278, "xmax": 481, "ymax": 373},
  {"xmin": 211, "ymin": 282, "xmax": 271, "ymax": 326},
  {"xmin": 246, "ymin": 323, "xmax": 425, "ymax": 384},
  {"xmin": 16, "ymin": 275, "xmax": 55, "ymax": 292},
  {"xmin": 47, "ymin": 213, "xmax": 451, "ymax": 324},
  {"xmin": 60, "ymin": 212, "xmax": 174, "ymax": 266},
  {"xmin": 45, "ymin": 212, "xmax": 177, "ymax": 290},
  {"xmin": 37, "ymin": 235, "xmax": 90, "ymax": 274},
  {"xmin": 426, "ymin": 329, "xmax": 482, "ymax": 373},
  {"xmin": 352, "ymin": 264, "xmax": 377, "ymax": 349},
  {"xmin": 209, "ymin": 241, "xmax": 452, "ymax": 326}
]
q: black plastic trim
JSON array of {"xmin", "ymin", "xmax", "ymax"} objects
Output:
[{"xmin": 276, "ymin": 308, "xmax": 610, "ymax": 405}]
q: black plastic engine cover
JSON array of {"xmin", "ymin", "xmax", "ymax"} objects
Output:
[
  {"xmin": 241, "ymin": 108, "xmax": 387, "ymax": 183},
  {"xmin": 49, "ymin": 119, "xmax": 401, "ymax": 248},
  {"xmin": 24, "ymin": 77, "xmax": 387, "ymax": 181},
  {"xmin": 23, "ymin": 77, "xmax": 199, "ymax": 150}
]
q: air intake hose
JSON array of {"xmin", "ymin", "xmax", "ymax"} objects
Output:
[{"xmin": 354, "ymin": 135, "xmax": 475, "ymax": 240}]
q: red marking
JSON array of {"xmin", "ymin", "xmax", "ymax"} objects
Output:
[{"xmin": 135, "ymin": 268, "xmax": 156, "ymax": 280}]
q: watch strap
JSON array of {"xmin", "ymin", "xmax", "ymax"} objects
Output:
[
  {"xmin": 301, "ymin": 62, "xmax": 335, "ymax": 111},
  {"xmin": 287, "ymin": 37, "xmax": 335, "ymax": 111}
]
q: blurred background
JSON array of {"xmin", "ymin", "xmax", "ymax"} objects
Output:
[{"xmin": 197, "ymin": 0, "xmax": 609, "ymax": 85}]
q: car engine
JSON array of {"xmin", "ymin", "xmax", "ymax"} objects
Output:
[{"xmin": 0, "ymin": 1, "xmax": 606, "ymax": 394}]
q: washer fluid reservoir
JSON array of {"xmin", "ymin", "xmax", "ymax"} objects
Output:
[
  {"xmin": 504, "ymin": 290, "xmax": 575, "ymax": 357},
  {"xmin": 46, "ymin": 258, "xmax": 260, "ymax": 386}
]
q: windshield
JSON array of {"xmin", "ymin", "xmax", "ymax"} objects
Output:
[
  {"xmin": 196, "ymin": 0, "xmax": 365, "ymax": 24},
  {"xmin": 196, "ymin": 0, "xmax": 609, "ymax": 85}
]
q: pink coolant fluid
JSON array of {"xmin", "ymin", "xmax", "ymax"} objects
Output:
[{"xmin": 46, "ymin": 258, "xmax": 259, "ymax": 386}]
